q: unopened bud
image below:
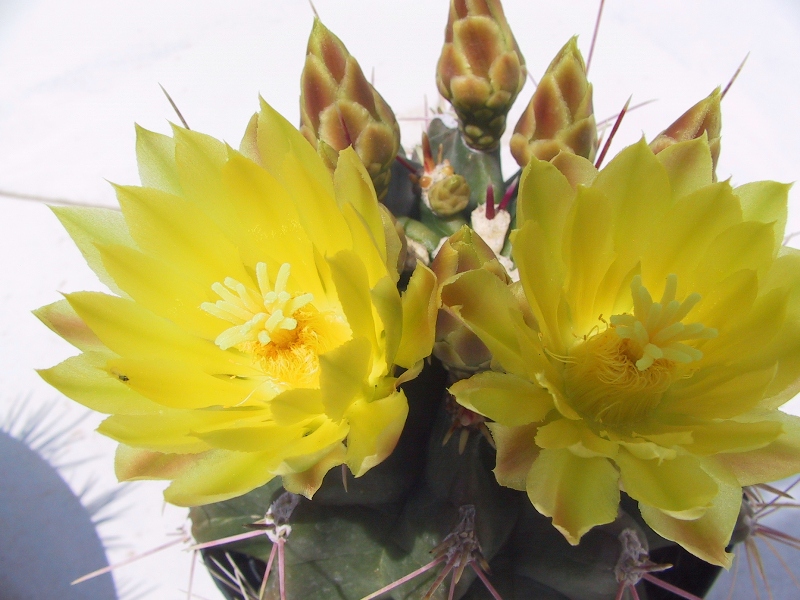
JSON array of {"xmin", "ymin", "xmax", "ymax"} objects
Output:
[
  {"xmin": 428, "ymin": 174, "xmax": 471, "ymax": 217},
  {"xmin": 300, "ymin": 18, "xmax": 401, "ymax": 200},
  {"xmin": 650, "ymin": 88, "xmax": 721, "ymax": 173},
  {"xmin": 510, "ymin": 37, "xmax": 597, "ymax": 167},
  {"xmin": 437, "ymin": 0, "xmax": 526, "ymax": 151}
]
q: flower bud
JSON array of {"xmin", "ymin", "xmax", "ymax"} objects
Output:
[
  {"xmin": 428, "ymin": 174, "xmax": 471, "ymax": 217},
  {"xmin": 510, "ymin": 37, "xmax": 597, "ymax": 167},
  {"xmin": 436, "ymin": 0, "xmax": 526, "ymax": 151},
  {"xmin": 431, "ymin": 226, "xmax": 510, "ymax": 378},
  {"xmin": 300, "ymin": 18, "xmax": 401, "ymax": 200},
  {"xmin": 650, "ymin": 88, "xmax": 722, "ymax": 173}
]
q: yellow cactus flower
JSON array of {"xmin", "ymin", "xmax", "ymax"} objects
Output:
[
  {"xmin": 36, "ymin": 99, "xmax": 437, "ymax": 507},
  {"xmin": 441, "ymin": 135, "xmax": 800, "ymax": 567}
]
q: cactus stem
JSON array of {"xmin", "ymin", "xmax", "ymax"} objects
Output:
[
  {"xmin": 159, "ymin": 83, "xmax": 190, "ymax": 130},
  {"xmin": 485, "ymin": 185, "xmax": 496, "ymax": 220},
  {"xmin": 721, "ymin": 52, "xmax": 750, "ymax": 99},
  {"xmin": 586, "ymin": 0, "xmax": 607, "ymax": 74},
  {"xmin": 497, "ymin": 177, "xmax": 518, "ymax": 213},
  {"xmin": 360, "ymin": 556, "xmax": 446, "ymax": 600},
  {"xmin": 595, "ymin": 95, "xmax": 632, "ymax": 168}
]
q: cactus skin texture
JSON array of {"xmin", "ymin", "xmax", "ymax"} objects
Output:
[
  {"xmin": 300, "ymin": 18, "xmax": 401, "ymax": 201},
  {"xmin": 437, "ymin": 0, "xmax": 526, "ymax": 152},
  {"xmin": 510, "ymin": 37, "xmax": 597, "ymax": 167}
]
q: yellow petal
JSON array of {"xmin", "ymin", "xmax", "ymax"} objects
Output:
[
  {"xmin": 549, "ymin": 151, "xmax": 598, "ymax": 189},
  {"xmin": 65, "ymin": 292, "xmax": 255, "ymax": 376},
  {"xmin": 105, "ymin": 357, "xmax": 267, "ymax": 409},
  {"xmin": 341, "ymin": 201, "xmax": 389, "ymax": 287},
  {"xmin": 135, "ymin": 124, "xmax": 181, "ymax": 195},
  {"xmin": 33, "ymin": 299, "xmax": 104, "ymax": 352},
  {"xmin": 680, "ymin": 418, "xmax": 783, "ymax": 455},
  {"xmin": 714, "ymin": 411, "xmax": 800, "ymax": 485},
  {"xmin": 639, "ymin": 181, "xmax": 742, "ymax": 292},
  {"xmin": 450, "ymin": 371, "xmax": 553, "ymax": 426},
  {"xmin": 592, "ymin": 138, "xmax": 671, "ymax": 256},
  {"xmin": 98, "ymin": 243, "xmax": 224, "ymax": 339},
  {"xmin": 370, "ymin": 276, "xmax": 403, "ymax": 367},
  {"xmin": 526, "ymin": 448, "xmax": 620, "ymax": 545},
  {"xmin": 440, "ymin": 268, "xmax": 526, "ymax": 377},
  {"xmin": 163, "ymin": 448, "xmax": 281, "ymax": 506},
  {"xmin": 735, "ymin": 180, "xmax": 791, "ymax": 256},
  {"xmin": 562, "ymin": 186, "xmax": 615, "ymax": 336},
  {"xmin": 256, "ymin": 97, "xmax": 350, "ymax": 256},
  {"xmin": 114, "ymin": 184, "xmax": 250, "ymax": 286},
  {"xmin": 38, "ymin": 352, "xmax": 161, "ymax": 415},
  {"xmin": 219, "ymin": 151, "xmax": 325, "ymax": 299},
  {"xmin": 282, "ymin": 443, "xmax": 347, "ymax": 498},
  {"xmin": 194, "ymin": 421, "xmax": 305, "ymax": 453},
  {"xmin": 394, "ymin": 262, "xmax": 437, "ymax": 369},
  {"xmin": 488, "ymin": 422, "xmax": 540, "ymax": 491},
  {"xmin": 334, "ymin": 146, "xmax": 386, "ymax": 261},
  {"xmin": 269, "ymin": 388, "xmax": 325, "ymax": 425},
  {"xmin": 278, "ymin": 419, "xmax": 350, "ymax": 474},
  {"xmin": 115, "ymin": 444, "xmax": 204, "ymax": 481},
  {"xmin": 51, "ymin": 206, "xmax": 135, "ymax": 297},
  {"xmin": 689, "ymin": 221, "xmax": 775, "ymax": 293},
  {"xmin": 345, "ymin": 390, "xmax": 409, "ymax": 477},
  {"xmin": 327, "ymin": 249, "xmax": 378, "ymax": 351},
  {"xmin": 639, "ymin": 464, "xmax": 740, "ymax": 567},
  {"xmin": 513, "ymin": 221, "xmax": 569, "ymax": 353},
  {"xmin": 516, "ymin": 156, "xmax": 574, "ymax": 252},
  {"xmin": 655, "ymin": 135, "xmax": 713, "ymax": 200},
  {"xmin": 320, "ymin": 337, "xmax": 372, "ymax": 420},
  {"xmin": 535, "ymin": 419, "xmax": 618, "ymax": 458},
  {"xmin": 615, "ymin": 451, "xmax": 717, "ymax": 517},
  {"xmin": 658, "ymin": 364, "xmax": 776, "ymax": 419}
]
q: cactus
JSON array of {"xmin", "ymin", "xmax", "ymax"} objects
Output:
[{"xmin": 37, "ymin": 2, "xmax": 800, "ymax": 600}]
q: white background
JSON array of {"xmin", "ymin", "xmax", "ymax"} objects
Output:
[{"xmin": 1, "ymin": 1, "xmax": 800, "ymax": 597}]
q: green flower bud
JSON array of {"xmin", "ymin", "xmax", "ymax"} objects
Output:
[
  {"xmin": 436, "ymin": 0, "xmax": 526, "ymax": 151},
  {"xmin": 300, "ymin": 18, "xmax": 401, "ymax": 200},
  {"xmin": 650, "ymin": 87, "xmax": 722, "ymax": 174},
  {"xmin": 510, "ymin": 37, "xmax": 597, "ymax": 167},
  {"xmin": 428, "ymin": 174, "xmax": 471, "ymax": 217}
]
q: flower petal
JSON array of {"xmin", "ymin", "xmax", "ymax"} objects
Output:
[
  {"xmin": 394, "ymin": 262, "xmax": 437, "ymax": 369},
  {"xmin": 320, "ymin": 337, "xmax": 372, "ymax": 420},
  {"xmin": 38, "ymin": 352, "xmax": 161, "ymax": 415},
  {"xmin": 488, "ymin": 422, "xmax": 540, "ymax": 491},
  {"xmin": 33, "ymin": 299, "xmax": 104, "ymax": 352},
  {"xmin": 616, "ymin": 451, "xmax": 717, "ymax": 517},
  {"xmin": 450, "ymin": 371, "xmax": 553, "ymax": 426},
  {"xmin": 345, "ymin": 390, "xmax": 409, "ymax": 477},
  {"xmin": 51, "ymin": 206, "xmax": 136, "ymax": 297},
  {"xmin": 638, "ymin": 465, "xmax": 740, "ymax": 568},
  {"xmin": 655, "ymin": 135, "xmax": 713, "ymax": 200},
  {"xmin": 135, "ymin": 124, "xmax": 182, "ymax": 195},
  {"xmin": 526, "ymin": 448, "xmax": 620, "ymax": 545}
]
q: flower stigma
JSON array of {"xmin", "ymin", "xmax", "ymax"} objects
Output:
[
  {"xmin": 202, "ymin": 262, "xmax": 350, "ymax": 387},
  {"xmin": 565, "ymin": 274, "xmax": 717, "ymax": 426}
]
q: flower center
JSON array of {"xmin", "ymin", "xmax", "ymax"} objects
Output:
[
  {"xmin": 564, "ymin": 274, "xmax": 717, "ymax": 425},
  {"xmin": 202, "ymin": 262, "xmax": 349, "ymax": 388}
]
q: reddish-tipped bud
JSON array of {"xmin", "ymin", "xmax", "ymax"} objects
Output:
[
  {"xmin": 510, "ymin": 37, "xmax": 597, "ymax": 167},
  {"xmin": 431, "ymin": 226, "xmax": 510, "ymax": 378},
  {"xmin": 300, "ymin": 18, "xmax": 401, "ymax": 200},
  {"xmin": 436, "ymin": 0, "xmax": 526, "ymax": 151},
  {"xmin": 650, "ymin": 88, "xmax": 722, "ymax": 173}
]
